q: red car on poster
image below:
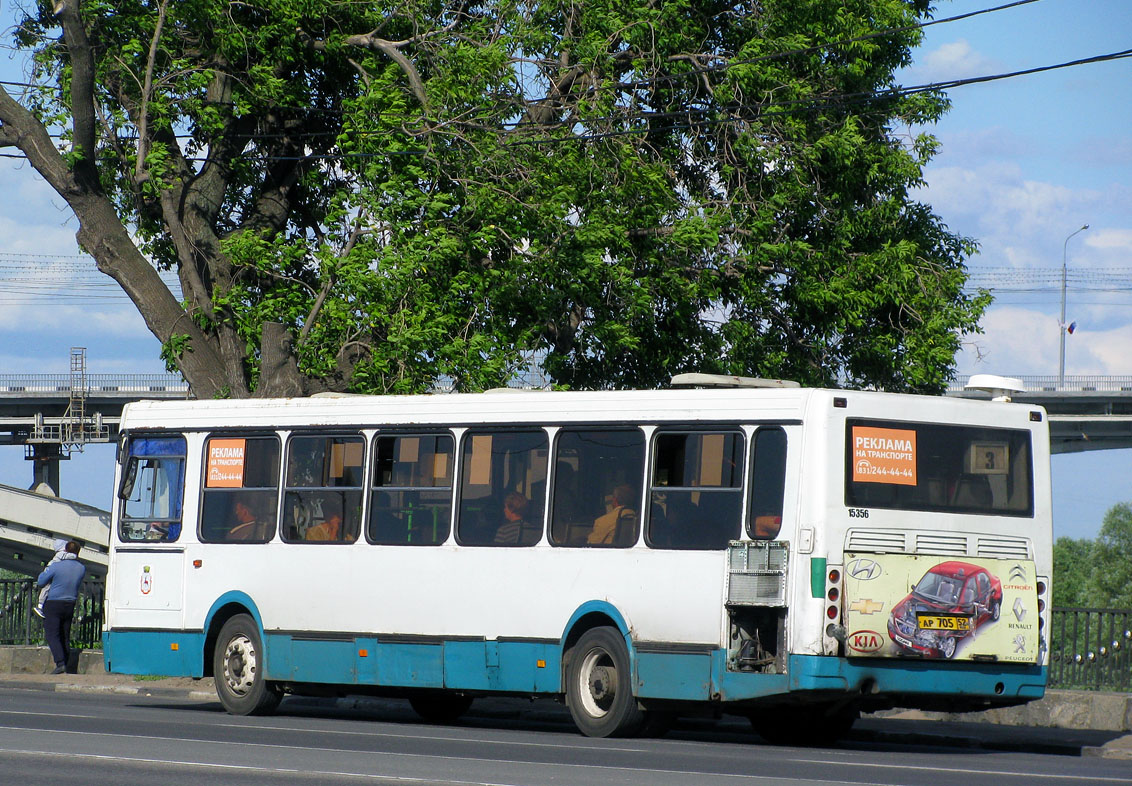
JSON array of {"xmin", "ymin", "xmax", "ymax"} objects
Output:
[{"xmin": 887, "ymin": 561, "xmax": 1003, "ymax": 659}]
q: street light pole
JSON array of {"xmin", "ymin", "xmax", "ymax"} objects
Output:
[{"xmin": 1059, "ymin": 224, "xmax": 1089, "ymax": 388}]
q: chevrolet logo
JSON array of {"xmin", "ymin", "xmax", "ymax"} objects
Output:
[{"xmin": 849, "ymin": 598, "xmax": 884, "ymax": 614}]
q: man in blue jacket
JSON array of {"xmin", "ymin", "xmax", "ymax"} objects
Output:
[{"xmin": 36, "ymin": 540, "xmax": 86, "ymax": 675}]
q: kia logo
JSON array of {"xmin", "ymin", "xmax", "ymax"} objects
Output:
[
  {"xmin": 848, "ymin": 630, "xmax": 885, "ymax": 653},
  {"xmin": 847, "ymin": 558, "xmax": 882, "ymax": 580}
]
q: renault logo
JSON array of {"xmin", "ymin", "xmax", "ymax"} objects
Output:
[
  {"xmin": 1013, "ymin": 598, "xmax": 1027, "ymax": 621},
  {"xmin": 847, "ymin": 558, "xmax": 882, "ymax": 580}
]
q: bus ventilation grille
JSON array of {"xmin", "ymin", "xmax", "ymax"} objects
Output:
[
  {"xmin": 845, "ymin": 529, "xmax": 1030, "ymax": 560},
  {"xmin": 726, "ymin": 540, "xmax": 788, "ymax": 607}
]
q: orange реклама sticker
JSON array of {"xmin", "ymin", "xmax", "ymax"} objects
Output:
[
  {"xmin": 852, "ymin": 426, "xmax": 917, "ymax": 486},
  {"xmin": 206, "ymin": 438, "xmax": 246, "ymax": 488}
]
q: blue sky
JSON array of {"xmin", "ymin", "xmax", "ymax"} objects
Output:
[{"xmin": 1, "ymin": 0, "xmax": 1130, "ymax": 540}]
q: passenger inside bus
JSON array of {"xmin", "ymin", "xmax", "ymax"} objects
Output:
[
  {"xmin": 588, "ymin": 484, "xmax": 637, "ymax": 545},
  {"xmin": 494, "ymin": 492, "xmax": 541, "ymax": 545},
  {"xmin": 229, "ymin": 500, "xmax": 265, "ymax": 541}
]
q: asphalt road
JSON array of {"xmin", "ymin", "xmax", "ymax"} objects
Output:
[{"xmin": 0, "ymin": 686, "xmax": 1128, "ymax": 786}]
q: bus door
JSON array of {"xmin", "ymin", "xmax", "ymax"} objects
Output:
[{"xmin": 112, "ymin": 436, "xmax": 188, "ymax": 626}]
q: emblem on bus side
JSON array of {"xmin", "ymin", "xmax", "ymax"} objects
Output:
[
  {"xmin": 847, "ymin": 630, "xmax": 885, "ymax": 653},
  {"xmin": 141, "ymin": 565, "xmax": 152, "ymax": 595},
  {"xmin": 847, "ymin": 558, "xmax": 882, "ymax": 580}
]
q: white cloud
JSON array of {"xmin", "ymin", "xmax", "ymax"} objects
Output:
[
  {"xmin": 958, "ymin": 306, "xmax": 1062, "ymax": 376},
  {"xmin": 907, "ymin": 39, "xmax": 1003, "ymax": 83},
  {"xmin": 1085, "ymin": 228, "xmax": 1132, "ymax": 252},
  {"xmin": 958, "ymin": 303, "xmax": 1132, "ymax": 379}
]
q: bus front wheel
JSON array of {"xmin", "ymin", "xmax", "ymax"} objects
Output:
[
  {"xmin": 213, "ymin": 614, "xmax": 281, "ymax": 716},
  {"xmin": 566, "ymin": 627, "xmax": 643, "ymax": 737}
]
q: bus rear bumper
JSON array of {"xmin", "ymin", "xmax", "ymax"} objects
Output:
[{"xmin": 778, "ymin": 654, "xmax": 1047, "ymax": 707}]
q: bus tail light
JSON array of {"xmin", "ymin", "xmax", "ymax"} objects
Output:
[{"xmin": 822, "ymin": 565, "xmax": 844, "ymax": 655}]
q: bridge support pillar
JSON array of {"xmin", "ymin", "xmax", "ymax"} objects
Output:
[{"xmin": 26, "ymin": 443, "xmax": 64, "ymax": 496}]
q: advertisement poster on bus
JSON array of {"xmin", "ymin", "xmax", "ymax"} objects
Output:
[{"xmin": 842, "ymin": 553, "xmax": 1039, "ymax": 663}]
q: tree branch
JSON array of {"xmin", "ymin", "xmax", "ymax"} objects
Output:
[
  {"xmin": 55, "ymin": 0, "xmax": 98, "ymax": 185},
  {"xmin": 134, "ymin": 0, "xmax": 168, "ymax": 184},
  {"xmin": 343, "ymin": 31, "xmax": 431, "ymax": 112}
]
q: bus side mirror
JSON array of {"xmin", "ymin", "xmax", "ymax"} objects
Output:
[{"xmin": 118, "ymin": 458, "xmax": 138, "ymax": 500}]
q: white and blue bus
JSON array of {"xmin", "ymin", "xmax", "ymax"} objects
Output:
[{"xmin": 103, "ymin": 375, "xmax": 1051, "ymax": 741}]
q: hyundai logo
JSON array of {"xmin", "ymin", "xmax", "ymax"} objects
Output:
[{"xmin": 847, "ymin": 558, "xmax": 883, "ymax": 580}]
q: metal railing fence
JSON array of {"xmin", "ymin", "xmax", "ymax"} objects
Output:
[
  {"xmin": 948, "ymin": 375, "xmax": 1132, "ymax": 393},
  {"xmin": 1049, "ymin": 607, "xmax": 1132, "ymax": 692},
  {"xmin": 0, "ymin": 373, "xmax": 188, "ymax": 394},
  {"xmin": 0, "ymin": 578, "xmax": 104, "ymax": 650}
]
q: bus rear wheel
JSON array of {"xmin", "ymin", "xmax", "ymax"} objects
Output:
[
  {"xmin": 566, "ymin": 627, "xmax": 644, "ymax": 737},
  {"xmin": 409, "ymin": 693, "xmax": 474, "ymax": 724},
  {"xmin": 213, "ymin": 614, "xmax": 281, "ymax": 716}
]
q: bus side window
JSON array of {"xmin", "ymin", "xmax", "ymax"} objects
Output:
[
  {"xmin": 282, "ymin": 434, "xmax": 364, "ymax": 544},
  {"xmin": 369, "ymin": 434, "xmax": 454, "ymax": 545},
  {"xmin": 549, "ymin": 429, "xmax": 645, "ymax": 548},
  {"xmin": 199, "ymin": 436, "xmax": 281, "ymax": 544},
  {"xmin": 648, "ymin": 431, "xmax": 744, "ymax": 550},
  {"xmin": 457, "ymin": 430, "xmax": 548, "ymax": 547},
  {"xmin": 118, "ymin": 435, "xmax": 187, "ymax": 543},
  {"xmin": 748, "ymin": 427, "xmax": 787, "ymax": 540}
]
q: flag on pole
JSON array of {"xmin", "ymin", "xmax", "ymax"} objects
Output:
[{"xmin": 1067, "ymin": 321, "xmax": 1077, "ymax": 334}]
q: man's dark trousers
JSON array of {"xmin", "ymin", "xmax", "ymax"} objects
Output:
[{"xmin": 42, "ymin": 599, "xmax": 76, "ymax": 671}]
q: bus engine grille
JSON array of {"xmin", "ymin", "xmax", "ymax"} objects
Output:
[{"xmin": 726, "ymin": 541, "xmax": 788, "ymax": 607}]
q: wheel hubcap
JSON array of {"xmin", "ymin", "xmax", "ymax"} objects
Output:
[
  {"xmin": 579, "ymin": 649, "xmax": 617, "ymax": 718},
  {"xmin": 223, "ymin": 633, "xmax": 257, "ymax": 696}
]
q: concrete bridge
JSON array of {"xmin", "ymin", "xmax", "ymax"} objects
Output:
[{"xmin": 948, "ymin": 375, "xmax": 1132, "ymax": 454}]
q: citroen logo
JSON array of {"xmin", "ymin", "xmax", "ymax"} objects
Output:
[
  {"xmin": 1009, "ymin": 564, "xmax": 1027, "ymax": 581},
  {"xmin": 1013, "ymin": 598, "xmax": 1027, "ymax": 621},
  {"xmin": 847, "ymin": 558, "xmax": 882, "ymax": 580}
]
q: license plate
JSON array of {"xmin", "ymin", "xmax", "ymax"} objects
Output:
[{"xmin": 917, "ymin": 614, "xmax": 971, "ymax": 631}]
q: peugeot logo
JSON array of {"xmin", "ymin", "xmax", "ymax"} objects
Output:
[
  {"xmin": 1013, "ymin": 634, "xmax": 1027, "ymax": 653},
  {"xmin": 1009, "ymin": 564, "xmax": 1027, "ymax": 581},
  {"xmin": 847, "ymin": 558, "xmax": 882, "ymax": 580}
]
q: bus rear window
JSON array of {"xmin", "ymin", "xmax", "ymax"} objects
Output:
[{"xmin": 845, "ymin": 419, "xmax": 1033, "ymax": 516}]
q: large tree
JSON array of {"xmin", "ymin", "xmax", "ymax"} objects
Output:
[
  {"xmin": 1088, "ymin": 503, "xmax": 1132, "ymax": 609},
  {"xmin": 0, "ymin": 0, "xmax": 988, "ymax": 397}
]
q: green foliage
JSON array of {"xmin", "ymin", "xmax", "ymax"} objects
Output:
[
  {"xmin": 1051, "ymin": 503, "xmax": 1132, "ymax": 610},
  {"xmin": 159, "ymin": 334, "xmax": 191, "ymax": 372},
  {"xmin": 1052, "ymin": 536, "xmax": 1094, "ymax": 608},
  {"xmin": 6, "ymin": 0, "xmax": 986, "ymax": 394},
  {"xmin": 1087, "ymin": 503, "xmax": 1132, "ymax": 608}
]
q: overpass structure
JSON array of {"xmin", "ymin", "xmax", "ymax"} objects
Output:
[
  {"xmin": 947, "ymin": 375, "xmax": 1132, "ymax": 454},
  {"xmin": 0, "ymin": 369, "xmax": 1129, "ymax": 578},
  {"xmin": 0, "ymin": 483, "xmax": 109, "ymax": 577}
]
